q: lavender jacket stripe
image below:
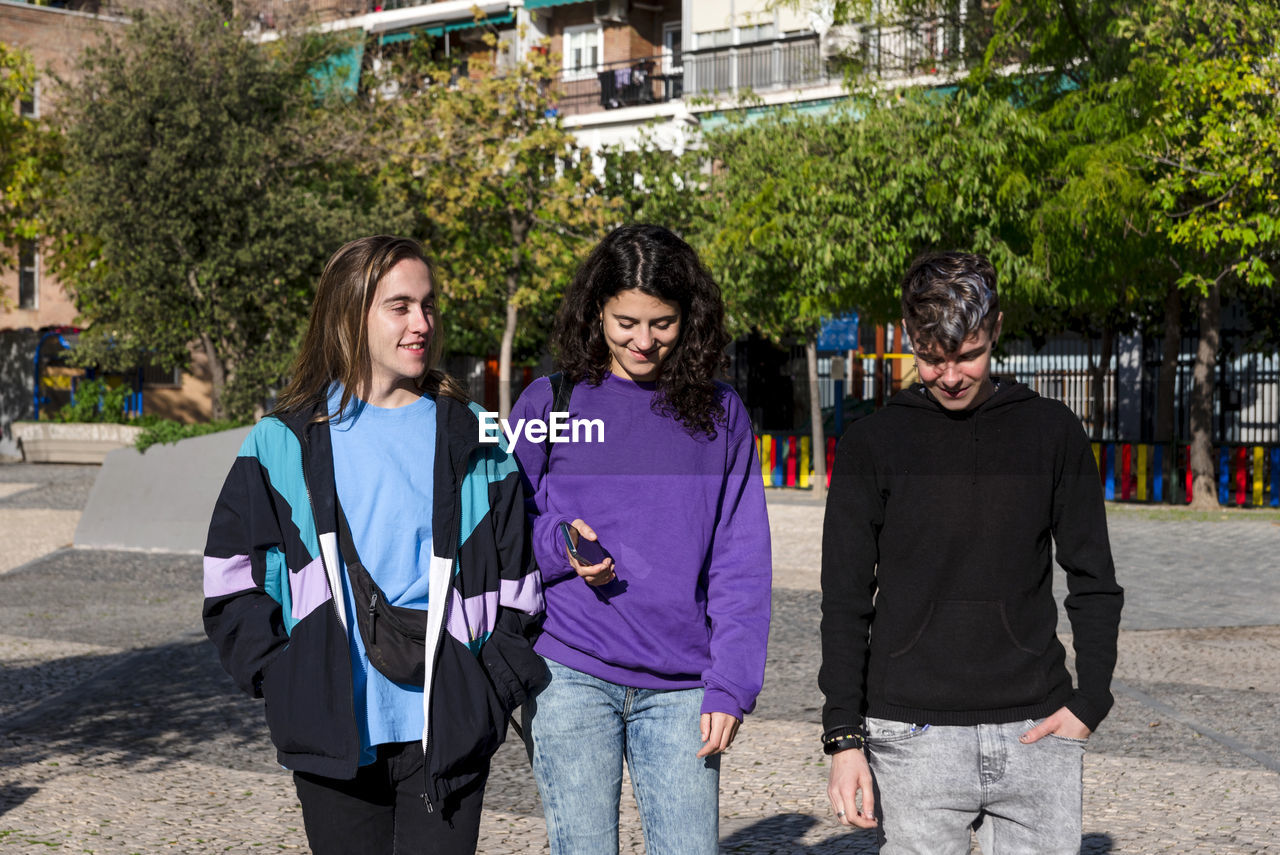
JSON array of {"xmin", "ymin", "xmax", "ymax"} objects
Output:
[
  {"xmin": 204, "ymin": 554, "xmax": 255, "ymax": 598},
  {"xmin": 289, "ymin": 555, "xmax": 330, "ymax": 622}
]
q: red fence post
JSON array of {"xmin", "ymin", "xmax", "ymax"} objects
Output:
[
  {"xmin": 1236, "ymin": 446, "xmax": 1248, "ymax": 507},
  {"xmin": 1185, "ymin": 445, "xmax": 1193, "ymax": 504},
  {"xmin": 1121, "ymin": 444, "xmax": 1133, "ymax": 501}
]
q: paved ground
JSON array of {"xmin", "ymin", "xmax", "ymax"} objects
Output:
[{"xmin": 0, "ymin": 462, "xmax": 1277, "ymax": 853}]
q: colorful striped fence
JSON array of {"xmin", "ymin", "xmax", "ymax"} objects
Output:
[
  {"xmin": 759, "ymin": 433, "xmax": 1280, "ymax": 507},
  {"xmin": 1089, "ymin": 442, "xmax": 1280, "ymax": 507},
  {"xmin": 756, "ymin": 433, "xmax": 838, "ymax": 489}
]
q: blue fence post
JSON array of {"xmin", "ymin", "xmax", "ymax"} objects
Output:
[
  {"xmin": 1104, "ymin": 443, "xmax": 1116, "ymax": 501},
  {"xmin": 1153, "ymin": 444, "xmax": 1164, "ymax": 503},
  {"xmin": 1271, "ymin": 447, "xmax": 1279, "ymax": 508},
  {"xmin": 1217, "ymin": 446, "xmax": 1230, "ymax": 506}
]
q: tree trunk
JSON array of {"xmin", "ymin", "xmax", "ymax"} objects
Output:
[
  {"xmin": 1187, "ymin": 282, "xmax": 1221, "ymax": 510},
  {"xmin": 499, "ymin": 290, "xmax": 518, "ymax": 420},
  {"xmin": 1089, "ymin": 325, "xmax": 1114, "ymax": 442},
  {"xmin": 806, "ymin": 338, "xmax": 826, "ymax": 501},
  {"xmin": 498, "ymin": 217, "xmax": 527, "ymax": 420},
  {"xmin": 200, "ymin": 331, "xmax": 227, "ymax": 421}
]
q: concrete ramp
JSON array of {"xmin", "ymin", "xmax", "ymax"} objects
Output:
[{"xmin": 74, "ymin": 426, "xmax": 251, "ymax": 554}]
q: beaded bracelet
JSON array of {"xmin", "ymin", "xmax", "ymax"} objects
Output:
[{"xmin": 821, "ymin": 728, "xmax": 866, "ymax": 755}]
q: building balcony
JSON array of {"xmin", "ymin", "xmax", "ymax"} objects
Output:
[
  {"xmin": 550, "ymin": 34, "xmax": 833, "ymax": 118},
  {"xmin": 551, "ymin": 56, "xmax": 682, "ymax": 117}
]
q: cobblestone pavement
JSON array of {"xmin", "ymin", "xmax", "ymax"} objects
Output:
[{"xmin": 0, "ymin": 463, "xmax": 1276, "ymax": 853}]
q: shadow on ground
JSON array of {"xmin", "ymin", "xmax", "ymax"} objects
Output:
[
  {"xmin": 0, "ymin": 638, "xmax": 274, "ymax": 774},
  {"xmin": 0, "ymin": 785, "xmax": 37, "ymax": 820},
  {"xmin": 721, "ymin": 816, "xmax": 1115, "ymax": 854},
  {"xmin": 721, "ymin": 813, "xmax": 877, "ymax": 853}
]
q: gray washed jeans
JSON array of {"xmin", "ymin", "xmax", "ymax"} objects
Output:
[{"xmin": 865, "ymin": 717, "xmax": 1084, "ymax": 855}]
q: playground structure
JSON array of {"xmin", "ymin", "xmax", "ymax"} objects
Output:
[{"xmin": 32, "ymin": 327, "xmax": 144, "ymax": 422}]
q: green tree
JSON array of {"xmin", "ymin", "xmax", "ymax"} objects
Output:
[
  {"xmin": 373, "ymin": 36, "xmax": 614, "ymax": 416},
  {"xmin": 982, "ymin": 0, "xmax": 1280, "ymax": 506},
  {"xmin": 0, "ymin": 42, "xmax": 58, "ymax": 294},
  {"xmin": 1135, "ymin": 0, "xmax": 1280, "ymax": 507},
  {"xmin": 49, "ymin": 5, "xmax": 377, "ymax": 419}
]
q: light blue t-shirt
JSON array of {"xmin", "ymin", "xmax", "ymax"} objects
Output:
[{"xmin": 328, "ymin": 386, "xmax": 436, "ymax": 764}]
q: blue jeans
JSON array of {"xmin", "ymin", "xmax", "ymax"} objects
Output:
[
  {"xmin": 523, "ymin": 658, "xmax": 720, "ymax": 855},
  {"xmin": 865, "ymin": 717, "xmax": 1084, "ymax": 855}
]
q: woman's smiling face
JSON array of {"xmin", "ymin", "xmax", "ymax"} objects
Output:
[{"xmin": 601, "ymin": 288, "xmax": 682, "ymax": 382}]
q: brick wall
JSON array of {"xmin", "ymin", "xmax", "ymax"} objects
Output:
[
  {"xmin": 546, "ymin": 0, "xmax": 680, "ymax": 66},
  {"xmin": 1, "ymin": 3, "xmax": 126, "ymax": 332}
]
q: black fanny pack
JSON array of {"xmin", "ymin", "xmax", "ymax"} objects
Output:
[{"xmin": 337, "ymin": 499, "xmax": 428, "ymax": 685}]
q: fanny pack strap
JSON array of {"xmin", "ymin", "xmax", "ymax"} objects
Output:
[{"xmin": 336, "ymin": 496, "xmax": 361, "ymax": 572}]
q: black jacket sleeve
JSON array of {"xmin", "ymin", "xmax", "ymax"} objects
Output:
[
  {"xmin": 819, "ymin": 427, "xmax": 883, "ymax": 733},
  {"xmin": 1052, "ymin": 418, "xmax": 1125, "ymax": 730},
  {"xmin": 481, "ymin": 445, "xmax": 547, "ymax": 712},
  {"xmin": 202, "ymin": 452, "xmax": 289, "ymax": 699}
]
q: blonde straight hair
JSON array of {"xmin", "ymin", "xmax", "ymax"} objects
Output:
[{"xmin": 272, "ymin": 235, "xmax": 469, "ymax": 420}]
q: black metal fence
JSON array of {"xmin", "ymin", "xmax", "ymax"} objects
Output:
[
  {"xmin": 551, "ymin": 56, "xmax": 682, "ymax": 117},
  {"xmin": 992, "ymin": 333, "xmax": 1279, "ymax": 446}
]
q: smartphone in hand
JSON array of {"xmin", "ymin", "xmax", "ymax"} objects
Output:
[{"xmin": 559, "ymin": 521, "xmax": 608, "ymax": 565}]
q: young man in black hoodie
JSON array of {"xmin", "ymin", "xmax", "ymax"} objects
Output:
[{"xmin": 819, "ymin": 252, "xmax": 1123, "ymax": 854}]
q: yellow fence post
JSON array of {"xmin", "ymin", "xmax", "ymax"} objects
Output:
[
  {"xmin": 799, "ymin": 436, "xmax": 811, "ymax": 489},
  {"xmin": 1254, "ymin": 446, "xmax": 1265, "ymax": 507},
  {"xmin": 1136, "ymin": 445, "xmax": 1149, "ymax": 502}
]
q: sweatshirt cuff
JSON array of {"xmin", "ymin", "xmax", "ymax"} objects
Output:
[
  {"xmin": 533, "ymin": 514, "xmax": 578, "ymax": 583},
  {"xmin": 700, "ymin": 686, "xmax": 745, "ymax": 720},
  {"xmin": 1065, "ymin": 691, "xmax": 1112, "ymax": 732}
]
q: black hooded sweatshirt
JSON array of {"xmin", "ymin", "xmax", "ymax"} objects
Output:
[{"xmin": 820, "ymin": 380, "xmax": 1123, "ymax": 733}]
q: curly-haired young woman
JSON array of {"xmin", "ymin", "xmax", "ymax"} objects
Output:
[{"xmin": 510, "ymin": 224, "xmax": 773, "ymax": 854}]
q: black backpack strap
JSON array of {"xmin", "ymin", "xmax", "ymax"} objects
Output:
[{"xmin": 544, "ymin": 372, "xmax": 575, "ymax": 459}]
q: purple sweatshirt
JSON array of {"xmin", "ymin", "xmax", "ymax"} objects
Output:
[{"xmin": 510, "ymin": 372, "xmax": 772, "ymax": 719}]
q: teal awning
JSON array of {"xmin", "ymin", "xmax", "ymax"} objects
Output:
[
  {"xmin": 311, "ymin": 40, "xmax": 366, "ymax": 99},
  {"xmin": 525, "ymin": 0, "xmax": 590, "ymax": 8},
  {"xmin": 427, "ymin": 11, "xmax": 513, "ymax": 36},
  {"xmin": 378, "ymin": 12, "xmax": 515, "ymax": 45}
]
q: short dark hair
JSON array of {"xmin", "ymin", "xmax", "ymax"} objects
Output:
[
  {"xmin": 901, "ymin": 251, "xmax": 1000, "ymax": 354},
  {"xmin": 552, "ymin": 224, "xmax": 729, "ymax": 437}
]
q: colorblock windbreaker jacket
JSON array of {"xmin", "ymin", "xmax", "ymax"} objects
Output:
[{"xmin": 202, "ymin": 393, "xmax": 545, "ymax": 806}]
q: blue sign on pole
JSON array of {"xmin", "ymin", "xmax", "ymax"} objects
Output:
[{"xmin": 817, "ymin": 312, "xmax": 859, "ymax": 352}]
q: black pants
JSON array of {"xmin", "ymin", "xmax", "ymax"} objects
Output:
[{"xmin": 293, "ymin": 741, "xmax": 489, "ymax": 855}]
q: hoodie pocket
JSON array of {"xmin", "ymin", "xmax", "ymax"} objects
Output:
[{"xmin": 884, "ymin": 599, "xmax": 1045, "ymax": 710}]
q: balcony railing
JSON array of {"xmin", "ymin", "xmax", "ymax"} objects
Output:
[
  {"xmin": 850, "ymin": 18, "xmax": 964, "ymax": 79},
  {"xmin": 549, "ymin": 34, "xmax": 829, "ymax": 117},
  {"xmin": 547, "ymin": 21, "xmax": 965, "ymax": 118},
  {"xmin": 550, "ymin": 56, "xmax": 683, "ymax": 117},
  {"xmin": 683, "ymin": 34, "xmax": 827, "ymax": 98}
]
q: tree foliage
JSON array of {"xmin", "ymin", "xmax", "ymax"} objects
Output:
[
  {"xmin": 372, "ymin": 35, "xmax": 615, "ymax": 415},
  {"xmin": 985, "ymin": 0, "xmax": 1280, "ymax": 504},
  {"xmin": 0, "ymin": 42, "xmax": 59, "ymax": 287},
  {"xmin": 49, "ymin": 5, "xmax": 378, "ymax": 419}
]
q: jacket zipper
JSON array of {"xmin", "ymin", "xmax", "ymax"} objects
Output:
[{"xmin": 420, "ymin": 474, "xmax": 463, "ymax": 812}]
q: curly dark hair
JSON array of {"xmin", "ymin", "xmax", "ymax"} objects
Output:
[{"xmin": 553, "ymin": 224, "xmax": 730, "ymax": 437}]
